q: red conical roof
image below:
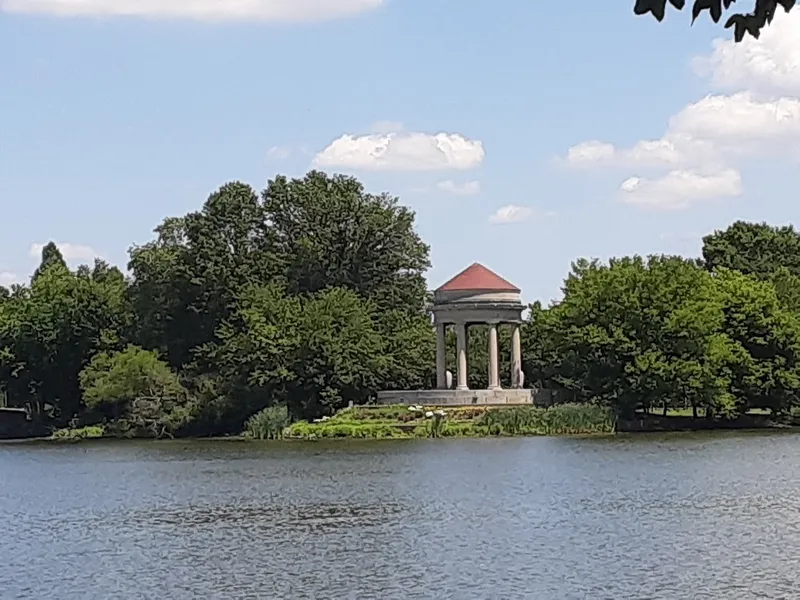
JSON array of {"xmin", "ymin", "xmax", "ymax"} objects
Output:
[{"xmin": 437, "ymin": 263, "xmax": 520, "ymax": 292}]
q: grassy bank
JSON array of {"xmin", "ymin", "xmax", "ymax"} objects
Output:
[
  {"xmin": 282, "ymin": 404, "xmax": 616, "ymax": 440},
  {"xmin": 50, "ymin": 425, "xmax": 106, "ymax": 441}
]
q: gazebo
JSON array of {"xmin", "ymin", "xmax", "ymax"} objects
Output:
[{"xmin": 377, "ymin": 263, "xmax": 532, "ymax": 406}]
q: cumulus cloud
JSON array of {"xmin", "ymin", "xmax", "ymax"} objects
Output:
[
  {"xmin": 693, "ymin": 12, "xmax": 800, "ymax": 95},
  {"xmin": 489, "ymin": 205, "xmax": 535, "ymax": 224},
  {"xmin": 435, "ymin": 180, "xmax": 481, "ymax": 195},
  {"xmin": 1, "ymin": 0, "xmax": 384, "ymax": 22},
  {"xmin": 313, "ymin": 131, "xmax": 485, "ymax": 172},
  {"xmin": 619, "ymin": 169, "xmax": 742, "ymax": 210},
  {"xmin": 562, "ymin": 11, "xmax": 800, "ymax": 209},
  {"xmin": 29, "ymin": 242, "xmax": 99, "ymax": 263}
]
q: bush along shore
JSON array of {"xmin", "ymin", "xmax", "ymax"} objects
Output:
[
  {"xmin": 44, "ymin": 403, "xmax": 800, "ymax": 442},
  {"xmin": 241, "ymin": 403, "xmax": 616, "ymax": 440},
  {"xmin": 47, "ymin": 404, "xmax": 615, "ymax": 442}
]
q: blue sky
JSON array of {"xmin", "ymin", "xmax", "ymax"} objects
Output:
[{"xmin": 2, "ymin": 1, "xmax": 799, "ymax": 304}]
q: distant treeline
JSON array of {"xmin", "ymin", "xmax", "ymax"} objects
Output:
[{"xmin": 1, "ymin": 171, "xmax": 799, "ymax": 437}]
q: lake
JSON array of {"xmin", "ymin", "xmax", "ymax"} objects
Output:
[{"xmin": 2, "ymin": 432, "xmax": 800, "ymax": 599}]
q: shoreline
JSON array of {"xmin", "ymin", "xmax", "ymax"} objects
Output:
[
  {"xmin": 5, "ymin": 426, "xmax": 799, "ymax": 445},
  {"xmin": 3, "ymin": 404, "xmax": 797, "ymax": 443}
]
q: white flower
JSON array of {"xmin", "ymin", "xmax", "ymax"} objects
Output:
[{"xmin": 425, "ymin": 411, "xmax": 434, "ymax": 418}]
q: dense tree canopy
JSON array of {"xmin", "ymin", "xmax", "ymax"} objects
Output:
[
  {"xmin": 634, "ymin": 0, "xmax": 796, "ymax": 41},
  {"xmin": 1, "ymin": 174, "xmax": 799, "ymax": 437}
]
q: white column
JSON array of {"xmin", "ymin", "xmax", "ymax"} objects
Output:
[
  {"xmin": 455, "ymin": 322, "xmax": 468, "ymax": 390},
  {"xmin": 436, "ymin": 323, "xmax": 447, "ymax": 389},
  {"xmin": 488, "ymin": 323, "xmax": 500, "ymax": 390},
  {"xmin": 511, "ymin": 324, "xmax": 522, "ymax": 388}
]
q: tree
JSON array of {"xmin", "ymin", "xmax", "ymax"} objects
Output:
[
  {"xmin": 288, "ymin": 287, "xmax": 384, "ymax": 419},
  {"xmin": 711, "ymin": 269, "xmax": 800, "ymax": 415},
  {"xmin": 702, "ymin": 221, "xmax": 800, "ymax": 279},
  {"xmin": 0, "ymin": 259, "xmax": 130, "ymax": 426},
  {"xmin": 262, "ymin": 171, "xmax": 430, "ymax": 312},
  {"xmin": 80, "ymin": 346, "xmax": 192, "ymax": 438},
  {"xmin": 127, "ymin": 183, "xmax": 277, "ymax": 368},
  {"xmin": 769, "ymin": 268, "xmax": 800, "ymax": 313},
  {"xmin": 536, "ymin": 255, "xmax": 751, "ymax": 418},
  {"xmin": 635, "ymin": 0, "xmax": 796, "ymax": 42},
  {"xmin": 196, "ymin": 284, "xmax": 301, "ymax": 430},
  {"xmin": 32, "ymin": 241, "xmax": 66, "ymax": 281}
]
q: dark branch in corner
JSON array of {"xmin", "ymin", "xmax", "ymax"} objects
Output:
[{"xmin": 633, "ymin": 0, "xmax": 797, "ymax": 41}]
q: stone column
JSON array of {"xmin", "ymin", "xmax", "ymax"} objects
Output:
[
  {"xmin": 488, "ymin": 323, "xmax": 500, "ymax": 390},
  {"xmin": 455, "ymin": 322, "xmax": 468, "ymax": 390},
  {"xmin": 511, "ymin": 324, "xmax": 522, "ymax": 388},
  {"xmin": 436, "ymin": 323, "xmax": 447, "ymax": 389}
]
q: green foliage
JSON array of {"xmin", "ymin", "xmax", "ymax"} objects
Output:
[
  {"xmin": 703, "ymin": 221, "xmax": 800, "ymax": 279},
  {"xmin": 51, "ymin": 425, "xmax": 105, "ymax": 441},
  {"xmin": 204, "ymin": 284, "xmax": 384, "ymax": 422},
  {"xmin": 286, "ymin": 420, "xmax": 407, "ymax": 439},
  {"xmin": 244, "ymin": 405, "xmax": 289, "ymax": 440},
  {"xmin": 283, "ymin": 404, "xmax": 614, "ymax": 439},
  {"xmin": 79, "ymin": 346, "xmax": 191, "ymax": 438},
  {"xmin": 534, "ymin": 254, "xmax": 800, "ymax": 420},
  {"xmin": 0, "ymin": 256, "xmax": 130, "ymax": 425},
  {"xmin": 474, "ymin": 404, "xmax": 615, "ymax": 436},
  {"xmin": 32, "ymin": 241, "xmax": 67, "ymax": 281},
  {"xmin": 126, "ymin": 171, "xmax": 431, "ymax": 430},
  {"xmin": 424, "ymin": 411, "xmax": 446, "ymax": 438}
]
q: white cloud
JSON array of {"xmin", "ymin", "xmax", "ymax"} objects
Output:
[
  {"xmin": 435, "ymin": 180, "xmax": 481, "ymax": 196},
  {"xmin": 693, "ymin": 11, "xmax": 800, "ymax": 95},
  {"xmin": 566, "ymin": 141, "xmax": 615, "ymax": 166},
  {"xmin": 0, "ymin": 272, "xmax": 21, "ymax": 287},
  {"xmin": 29, "ymin": 242, "xmax": 99, "ymax": 263},
  {"xmin": 618, "ymin": 169, "xmax": 742, "ymax": 210},
  {"xmin": 489, "ymin": 205, "xmax": 535, "ymax": 224},
  {"xmin": 563, "ymin": 11, "xmax": 800, "ymax": 209},
  {"xmin": 1, "ymin": 0, "xmax": 384, "ymax": 22},
  {"xmin": 313, "ymin": 131, "xmax": 485, "ymax": 172},
  {"xmin": 669, "ymin": 92, "xmax": 800, "ymax": 151},
  {"xmin": 565, "ymin": 134, "xmax": 716, "ymax": 170},
  {"xmin": 266, "ymin": 146, "xmax": 291, "ymax": 161}
]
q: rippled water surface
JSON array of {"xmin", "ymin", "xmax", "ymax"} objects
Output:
[{"xmin": 3, "ymin": 432, "xmax": 800, "ymax": 598}]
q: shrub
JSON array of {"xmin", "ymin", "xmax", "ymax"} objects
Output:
[
  {"xmin": 51, "ymin": 425, "xmax": 105, "ymax": 441},
  {"xmin": 244, "ymin": 405, "xmax": 290, "ymax": 440}
]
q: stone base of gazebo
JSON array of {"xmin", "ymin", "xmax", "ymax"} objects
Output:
[{"xmin": 376, "ymin": 389, "xmax": 532, "ymax": 406}]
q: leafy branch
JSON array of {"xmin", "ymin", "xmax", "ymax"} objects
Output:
[{"xmin": 634, "ymin": 0, "xmax": 797, "ymax": 41}]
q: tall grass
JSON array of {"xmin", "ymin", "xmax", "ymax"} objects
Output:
[
  {"xmin": 244, "ymin": 405, "xmax": 290, "ymax": 440},
  {"xmin": 475, "ymin": 404, "xmax": 615, "ymax": 436}
]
